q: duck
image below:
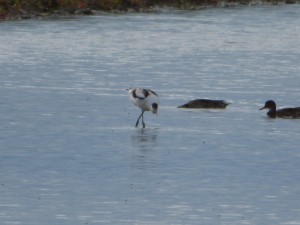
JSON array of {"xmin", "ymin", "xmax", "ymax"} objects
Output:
[
  {"xmin": 178, "ymin": 99, "xmax": 229, "ymax": 109},
  {"xmin": 127, "ymin": 88, "xmax": 159, "ymax": 128},
  {"xmin": 259, "ymin": 100, "xmax": 300, "ymax": 118}
]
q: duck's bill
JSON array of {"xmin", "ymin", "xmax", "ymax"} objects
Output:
[{"xmin": 259, "ymin": 106, "xmax": 266, "ymax": 110}]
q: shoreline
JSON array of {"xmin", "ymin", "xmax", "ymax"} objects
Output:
[{"xmin": 1, "ymin": 0, "xmax": 299, "ymax": 21}]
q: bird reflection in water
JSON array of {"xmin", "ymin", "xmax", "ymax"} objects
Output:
[{"xmin": 130, "ymin": 129, "xmax": 159, "ymax": 170}]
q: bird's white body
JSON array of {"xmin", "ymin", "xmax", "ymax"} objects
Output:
[
  {"xmin": 127, "ymin": 88, "xmax": 159, "ymax": 113},
  {"xmin": 127, "ymin": 88, "xmax": 159, "ymax": 128}
]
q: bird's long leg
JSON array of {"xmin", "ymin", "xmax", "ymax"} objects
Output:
[
  {"xmin": 135, "ymin": 111, "xmax": 144, "ymax": 127},
  {"xmin": 141, "ymin": 111, "xmax": 146, "ymax": 128}
]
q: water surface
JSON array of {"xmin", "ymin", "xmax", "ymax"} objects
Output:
[{"xmin": 1, "ymin": 5, "xmax": 300, "ymax": 225}]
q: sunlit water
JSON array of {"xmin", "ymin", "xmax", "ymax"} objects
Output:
[{"xmin": 1, "ymin": 5, "xmax": 300, "ymax": 225}]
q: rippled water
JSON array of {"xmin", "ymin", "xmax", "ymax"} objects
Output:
[{"xmin": 1, "ymin": 5, "xmax": 300, "ymax": 225}]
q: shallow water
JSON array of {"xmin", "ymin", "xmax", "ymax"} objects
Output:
[{"xmin": 1, "ymin": 5, "xmax": 300, "ymax": 225}]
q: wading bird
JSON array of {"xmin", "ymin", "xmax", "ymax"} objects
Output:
[{"xmin": 127, "ymin": 88, "xmax": 159, "ymax": 128}]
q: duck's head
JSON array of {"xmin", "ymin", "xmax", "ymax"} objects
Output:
[
  {"xmin": 260, "ymin": 100, "xmax": 276, "ymax": 111},
  {"xmin": 151, "ymin": 103, "xmax": 158, "ymax": 114}
]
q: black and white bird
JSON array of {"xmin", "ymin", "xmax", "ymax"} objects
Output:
[{"xmin": 127, "ymin": 88, "xmax": 159, "ymax": 128}]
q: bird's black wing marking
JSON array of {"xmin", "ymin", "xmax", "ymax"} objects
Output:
[
  {"xmin": 143, "ymin": 89, "xmax": 150, "ymax": 98},
  {"xmin": 147, "ymin": 89, "xmax": 158, "ymax": 97},
  {"xmin": 132, "ymin": 89, "xmax": 145, "ymax": 100}
]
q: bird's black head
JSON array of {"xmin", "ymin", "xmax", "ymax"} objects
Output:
[
  {"xmin": 151, "ymin": 103, "xmax": 158, "ymax": 114},
  {"xmin": 260, "ymin": 100, "xmax": 276, "ymax": 110}
]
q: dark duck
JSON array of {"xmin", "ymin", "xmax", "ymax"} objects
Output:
[
  {"xmin": 260, "ymin": 100, "xmax": 300, "ymax": 118},
  {"xmin": 178, "ymin": 99, "xmax": 229, "ymax": 109}
]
